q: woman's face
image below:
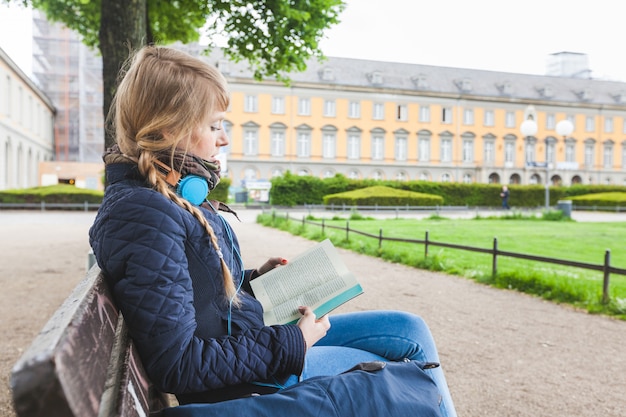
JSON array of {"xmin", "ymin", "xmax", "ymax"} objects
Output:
[{"xmin": 186, "ymin": 110, "xmax": 229, "ymax": 162}]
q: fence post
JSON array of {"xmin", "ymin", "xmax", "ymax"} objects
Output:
[
  {"xmin": 345, "ymin": 220, "xmax": 349, "ymax": 241},
  {"xmin": 41, "ymin": 201, "xmax": 45, "ymax": 211},
  {"xmin": 603, "ymin": 250, "xmax": 611, "ymax": 304},
  {"xmin": 322, "ymin": 218, "xmax": 325, "ymax": 235},
  {"xmin": 378, "ymin": 228, "xmax": 383, "ymax": 249},
  {"xmin": 492, "ymin": 238, "xmax": 498, "ymax": 278},
  {"xmin": 84, "ymin": 201, "xmax": 89, "ymax": 211},
  {"xmin": 424, "ymin": 231, "xmax": 429, "ymax": 257},
  {"xmin": 302, "ymin": 216, "xmax": 305, "ymax": 227}
]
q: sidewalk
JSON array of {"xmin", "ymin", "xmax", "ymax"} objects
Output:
[{"xmin": 227, "ymin": 209, "xmax": 626, "ymax": 417}]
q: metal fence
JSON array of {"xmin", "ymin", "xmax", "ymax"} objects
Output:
[{"xmin": 269, "ymin": 210, "xmax": 625, "ymax": 304}]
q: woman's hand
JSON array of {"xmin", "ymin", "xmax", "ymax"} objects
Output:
[
  {"xmin": 255, "ymin": 257, "xmax": 287, "ymax": 276},
  {"xmin": 296, "ymin": 306, "xmax": 330, "ymax": 350}
]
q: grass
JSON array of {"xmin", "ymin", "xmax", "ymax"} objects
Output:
[{"xmin": 258, "ymin": 211, "xmax": 626, "ymax": 319}]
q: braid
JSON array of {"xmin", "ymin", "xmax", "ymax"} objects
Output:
[{"xmin": 138, "ymin": 152, "xmax": 240, "ymax": 305}]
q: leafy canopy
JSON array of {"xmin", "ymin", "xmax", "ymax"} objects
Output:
[{"xmin": 9, "ymin": 0, "xmax": 345, "ymax": 81}]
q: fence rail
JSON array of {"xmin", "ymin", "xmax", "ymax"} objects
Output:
[
  {"xmin": 270, "ymin": 210, "xmax": 625, "ymax": 304},
  {"xmin": 0, "ymin": 202, "xmax": 100, "ymax": 211}
]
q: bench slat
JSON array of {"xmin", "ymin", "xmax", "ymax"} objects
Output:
[{"xmin": 11, "ymin": 266, "xmax": 170, "ymax": 417}]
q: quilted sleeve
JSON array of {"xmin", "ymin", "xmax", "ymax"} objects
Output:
[{"xmin": 91, "ymin": 190, "xmax": 306, "ymax": 394}]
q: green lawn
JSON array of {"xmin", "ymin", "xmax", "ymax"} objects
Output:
[{"xmin": 258, "ymin": 212, "xmax": 626, "ymax": 319}]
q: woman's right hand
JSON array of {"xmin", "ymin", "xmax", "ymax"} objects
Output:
[{"xmin": 296, "ymin": 306, "xmax": 330, "ymax": 350}]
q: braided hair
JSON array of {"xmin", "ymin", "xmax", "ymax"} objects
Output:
[{"xmin": 109, "ymin": 45, "xmax": 238, "ymax": 303}]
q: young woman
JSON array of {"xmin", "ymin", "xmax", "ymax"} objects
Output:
[{"xmin": 89, "ymin": 45, "xmax": 456, "ymax": 416}]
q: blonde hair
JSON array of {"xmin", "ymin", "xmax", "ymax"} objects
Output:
[{"xmin": 110, "ymin": 45, "xmax": 238, "ymax": 303}]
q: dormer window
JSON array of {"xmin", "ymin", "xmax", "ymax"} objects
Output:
[
  {"xmin": 320, "ymin": 67, "xmax": 335, "ymax": 81},
  {"xmin": 455, "ymin": 78, "xmax": 472, "ymax": 92},
  {"xmin": 369, "ymin": 71, "xmax": 383, "ymax": 85},
  {"xmin": 575, "ymin": 88, "xmax": 592, "ymax": 101},
  {"xmin": 497, "ymin": 81, "xmax": 513, "ymax": 95},
  {"xmin": 538, "ymin": 85, "xmax": 554, "ymax": 98},
  {"xmin": 412, "ymin": 74, "xmax": 429, "ymax": 89},
  {"xmin": 217, "ymin": 59, "xmax": 230, "ymax": 74}
]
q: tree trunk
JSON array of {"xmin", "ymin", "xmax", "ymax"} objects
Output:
[{"xmin": 99, "ymin": 0, "xmax": 147, "ymax": 150}]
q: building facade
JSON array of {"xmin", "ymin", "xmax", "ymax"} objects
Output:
[
  {"xmin": 194, "ymin": 49, "xmax": 626, "ymax": 189},
  {"xmin": 0, "ymin": 46, "xmax": 55, "ymax": 190}
]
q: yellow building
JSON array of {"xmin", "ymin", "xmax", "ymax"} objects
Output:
[{"xmin": 203, "ymin": 50, "xmax": 626, "ymax": 189}]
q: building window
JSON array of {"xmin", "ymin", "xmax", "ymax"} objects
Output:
[
  {"xmin": 622, "ymin": 143, "xmax": 626, "ymax": 169},
  {"xmin": 505, "ymin": 142, "xmax": 515, "ymax": 165},
  {"xmin": 462, "ymin": 139, "xmax": 473, "ymax": 162},
  {"xmin": 484, "ymin": 141, "xmax": 495, "ymax": 164},
  {"xmin": 372, "ymin": 170, "xmax": 384, "ymax": 180},
  {"xmin": 272, "ymin": 96, "xmax": 285, "ymax": 114},
  {"xmin": 419, "ymin": 136, "xmax": 430, "ymax": 162},
  {"xmin": 623, "ymin": 118, "xmax": 626, "ymax": 134},
  {"xmin": 298, "ymin": 98, "xmax": 311, "ymax": 116},
  {"xmin": 463, "ymin": 108, "xmax": 474, "ymax": 125},
  {"xmin": 584, "ymin": 141, "xmax": 595, "ymax": 167},
  {"xmin": 440, "ymin": 138, "xmax": 452, "ymax": 162},
  {"xmin": 565, "ymin": 142, "xmax": 576, "ymax": 163},
  {"xmin": 585, "ymin": 116, "xmax": 595, "ymax": 132},
  {"xmin": 441, "ymin": 173, "xmax": 451, "ymax": 182},
  {"xmin": 322, "ymin": 132, "xmax": 336, "ymax": 159},
  {"xmin": 462, "ymin": 173, "xmax": 472, "ymax": 183},
  {"xmin": 484, "ymin": 110, "xmax": 494, "ymax": 127},
  {"xmin": 324, "ymin": 99, "xmax": 336, "ymax": 117},
  {"xmin": 396, "ymin": 104, "xmax": 408, "ymax": 121},
  {"xmin": 546, "ymin": 139, "xmax": 556, "ymax": 164},
  {"xmin": 546, "ymin": 113, "xmax": 556, "ymax": 130},
  {"xmin": 297, "ymin": 131, "xmax": 311, "ymax": 157},
  {"xmin": 348, "ymin": 170, "xmax": 360, "ymax": 179},
  {"xmin": 603, "ymin": 143, "xmax": 614, "ymax": 168},
  {"xmin": 348, "ymin": 101, "xmax": 361, "ymax": 118},
  {"xmin": 347, "ymin": 133, "xmax": 360, "ymax": 159},
  {"xmin": 371, "ymin": 134, "xmax": 384, "ymax": 160},
  {"xmin": 525, "ymin": 138, "xmax": 536, "ymax": 163},
  {"xmin": 243, "ymin": 129, "xmax": 258, "ymax": 155},
  {"xmin": 442, "ymin": 107, "xmax": 453, "ymax": 124},
  {"xmin": 605, "ymin": 117, "xmax": 614, "ymax": 133},
  {"xmin": 270, "ymin": 130, "xmax": 285, "ymax": 157},
  {"xmin": 244, "ymin": 95, "xmax": 258, "ymax": 113},
  {"xmin": 323, "ymin": 169, "xmax": 335, "ymax": 178},
  {"xmin": 419, "ymin": 105, "xmax": 430, "ymax": 122},
  {"xmin": 372, "ymin": 103, "xmax": 385, "ymax": 120},
  {"xmin": 395, "ymin": 135, "xmax": 407, "ymax": 161},
  {"xmin": 505, "ymin": 111, "xmax": 516, "ymax": 128}
]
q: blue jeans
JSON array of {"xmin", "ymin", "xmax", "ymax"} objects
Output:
[{"xmin": 284, "ymin": 311, "xmax": 457, "ymax": 417}]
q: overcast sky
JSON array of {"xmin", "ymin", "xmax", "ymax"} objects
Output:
[{"xmin": 2, "ymin": 0, "xmax": 625, "ymax": 81}]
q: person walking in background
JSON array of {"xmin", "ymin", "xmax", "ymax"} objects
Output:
[{"xmin": 500, "ymin": 185, "xmax": 510, "ymax": 209}]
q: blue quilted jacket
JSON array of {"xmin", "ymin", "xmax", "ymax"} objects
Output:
[{"xmin": 89, "ymin": 163, "xmax": 306, "ymax": 403}]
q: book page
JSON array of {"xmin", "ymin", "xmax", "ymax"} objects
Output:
[{"xmin": 250, "ymin": 239, "xmax": 363, "ymax": 325}]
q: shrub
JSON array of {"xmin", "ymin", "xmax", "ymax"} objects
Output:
[{"xmin": 323, "ymin": 185, "xmax": 443, "ymax": 206}]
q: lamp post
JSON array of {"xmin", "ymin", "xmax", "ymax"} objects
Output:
[{"xmin": 520, "ymin": 119, "xmax": 547, "ymax": 208}]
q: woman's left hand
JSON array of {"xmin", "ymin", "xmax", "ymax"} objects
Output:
[{"xmin": 255, "ymin": 257, "xmax": 287, "ymax": 276}]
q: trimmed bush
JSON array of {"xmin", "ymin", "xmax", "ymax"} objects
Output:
[
  {"xmin": 568, "ymin": 191, "xmax": 626, "ymax": 208},
  {"xmin": 323, "ymin": 185, "xmax": 443, "ymax": 206},
  {"xmin": 0, "ymin": 184, "xmax": 104, "ymax": 204}
]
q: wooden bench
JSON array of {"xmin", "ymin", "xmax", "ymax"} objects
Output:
[{"xmin": 10, "ymin": 265, "xmax": 173, "ymax": 417}]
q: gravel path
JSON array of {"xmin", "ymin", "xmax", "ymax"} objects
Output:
[{"xmin": 1, "ymin": 210, "xmax": 625, "ymax": 416}]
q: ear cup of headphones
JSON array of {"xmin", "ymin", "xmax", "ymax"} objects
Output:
[{"xmin": 177, "ymin": 175, "xmax": 209, "ymax": 205}]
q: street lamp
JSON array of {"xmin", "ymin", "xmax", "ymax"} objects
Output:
[{"xmin": 520, "ymin": 118, "xmax": 549, "ymax": 209}]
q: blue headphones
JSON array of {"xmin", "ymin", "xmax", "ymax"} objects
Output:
[
  {"xmin": 154, "ymin": 160, "xmax": 209, "ymax": 205},
  {"xmin": 177, "ymin": 175, "xmax": 209, "ymax": 205}
]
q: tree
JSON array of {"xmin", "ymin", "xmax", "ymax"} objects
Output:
[{"xmin": 5, "ymin": 0, "xmax": 345, "ymax": 149}]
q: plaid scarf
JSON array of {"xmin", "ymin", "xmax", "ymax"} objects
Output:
[{"xmin": 103, "ymin": 144, "xmax": 221, "ymax": 192}]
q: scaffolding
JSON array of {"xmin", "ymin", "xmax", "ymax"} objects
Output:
[{"xmin": 31, "ymin": 10, "xmax": 104, "ymax": 162}]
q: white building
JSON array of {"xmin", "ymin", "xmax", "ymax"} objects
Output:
[{"xmin": 0, "ymin": 46, "xmax": 55, "ymax": 190}]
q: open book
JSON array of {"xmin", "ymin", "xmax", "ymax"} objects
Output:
[{"xmin": 250, "ymin": 239, "xmax": 363, "ymax": 325}]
